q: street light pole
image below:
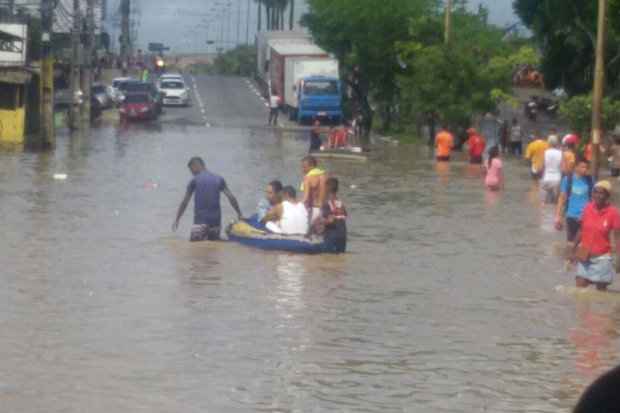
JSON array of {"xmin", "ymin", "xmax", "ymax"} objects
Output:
[
  {"xmin": 444, "ymin": 0, "xmax": 452, "ymax": 44},
  {"xmin": 40, "ymin": 0, "xmax": 55, "ymax": 148},
  {"xmin": 237, "ymin": 0, "xmax": 241, "ymax": 46},
  {"xmin": 246, "ymin": 0, "xmax": 251, "ymax": 45},
  {"xmin": 591, "ymin": 0, "xmax": 608, "ymax": 181}
]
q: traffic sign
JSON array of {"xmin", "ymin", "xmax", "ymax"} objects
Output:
[{"xmin": 148, "ymin": 42, "xmax": 170, "ymax": 52}]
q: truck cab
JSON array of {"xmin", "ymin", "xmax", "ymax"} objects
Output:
[{"xmin": 295, "ymin": 76, "xmax": 342, "ymax": 124}]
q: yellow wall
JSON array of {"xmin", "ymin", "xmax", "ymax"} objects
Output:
[{"xmin": 0, "ymin": 106, "xmax": 25, "ymax": 144}]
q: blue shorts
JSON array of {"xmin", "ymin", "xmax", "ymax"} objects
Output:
[{"xmin": 577, "ymin": 255, "xmax": 615, "ymax": 284}]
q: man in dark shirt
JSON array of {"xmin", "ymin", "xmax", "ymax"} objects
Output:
[
  {"xmin": 173, "ymin": 157, "xmax": 242, "ymax": 241},
  {"xmin": 309, "ymin": 120, "xmax": 323, "ymax": 153}
]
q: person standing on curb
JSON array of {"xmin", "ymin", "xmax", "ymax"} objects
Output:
[{"xmin": 268, "ymin": 90, "xmax": 281, "ymax": 126}]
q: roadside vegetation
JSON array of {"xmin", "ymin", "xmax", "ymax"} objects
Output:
[
  {"xmin": 300, "ymin": 0, "xmax": 620, "ymax": 142},
  {"xmin": 190, "ymin": 46, "xmax": 256, "ymax": 77},
  {"xmin": 302, "ymin": 0, "xmax": 538, "ymax": 142},
  {"xmin": 515, "ymin": 0, "xmax": 620, "ymax": 138}
]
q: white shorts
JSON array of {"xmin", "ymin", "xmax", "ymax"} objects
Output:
[{"xmin": 310, "ymin": 207, "xmax": 322, "ymax": 223}]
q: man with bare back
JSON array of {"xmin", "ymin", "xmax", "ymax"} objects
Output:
[{"xmin": 301, "ymin": 156, "xmax": 327, "ymax": 226}]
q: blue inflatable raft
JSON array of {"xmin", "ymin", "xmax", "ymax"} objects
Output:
[{"xmin": 226, "ymin": 221, "xmax": 326, "ymax": 254}]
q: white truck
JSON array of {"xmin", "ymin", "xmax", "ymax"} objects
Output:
[{"xmin": 255, "ymin": 31, "xmax": 312, "ymax": 86}]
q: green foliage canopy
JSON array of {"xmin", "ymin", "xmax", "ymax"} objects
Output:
[
  {"xmin": 514, "ymin": 0, "xmax": 620, "ymax": 96},
  {"xmin": 398, "ymin": 6, "xmax": 538, "ymax": 130}
]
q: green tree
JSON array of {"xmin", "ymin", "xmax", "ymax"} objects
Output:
[
  {"xmin": 513, "ymin": 0, "xmax": 620, "ymax": 96},
  {"xmin": 302, "ymin": 0, "xmax": 436, "ymax": 137},
  {"xmin": 397, "ymin": 6, "xmax": 537, "ymax": 135},
  {"xmin": 560, "ymin": 95, "xmax": 620, "ymax": 138}
]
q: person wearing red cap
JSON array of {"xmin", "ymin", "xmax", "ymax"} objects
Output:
[
  {"xmin": 561, "ymin": 140, "xmax": 577, "ymax": 176},
  {"xmin": 562, "ymin": 133, "xmax": 580, "ymax": 147},
  {"xmin": 465, "ymin": 128, "xmax": 486, "ymax": 164}
]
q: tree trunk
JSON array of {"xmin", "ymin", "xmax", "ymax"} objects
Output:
[
  {"xmin": 428, "ymin": 113, "xmax": 436, "ymax": 147},
  {"xmin": 266, "ymin": 6, "xmax": 271, "ymax": 30},
  {"xmin": 381, "ymin": 103, "xmax": 392, "ymax": 132},
  {"xmin": 289, "ymin": 0, "xmax": 294, "ymax": 30}
]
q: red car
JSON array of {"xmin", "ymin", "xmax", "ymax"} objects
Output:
[{"xmin": 119, "ymin": 93, "xmax": 158, "ymax": 121}]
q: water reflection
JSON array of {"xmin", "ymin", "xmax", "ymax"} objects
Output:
[{"xmin": 569, "ymin": 302, "xmax": 620, "ymax": 381}]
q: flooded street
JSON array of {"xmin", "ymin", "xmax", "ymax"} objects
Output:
[{"xmin": 1, "ymin": 75, "xmax": 619, "ymax": 412}]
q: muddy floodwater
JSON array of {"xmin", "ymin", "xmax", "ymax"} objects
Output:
[{"xmin": 2, "ymin": 78, "xmax": 620, "ymax": 412}]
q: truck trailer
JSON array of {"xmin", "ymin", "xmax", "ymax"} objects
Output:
[{"xmin": 255, "ymin": 31, "xmax": 312, "ymax": 85}]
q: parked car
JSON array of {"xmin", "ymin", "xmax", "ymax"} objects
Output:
[
  {"xmin": 91, "ymin": 83, "xmax": 114, "ymax": 109},
  {"xmin": 119, "ymin": 93, "xmax": 159, "ymax": 121},
  {"xmin": 118, "ymin": 80, "xmax": 163, "ymax": 115},
  {"xmin": 159, "ymin": 79, "xmax": 190, "ymax": 106},
  {"xmin": 111, "ymin": 76, "xmax": 132, "ymax": 104}
]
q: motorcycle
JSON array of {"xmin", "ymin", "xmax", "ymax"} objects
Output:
[{"xmin": 524, "ymin": 100, "xmax": 538, "ymax": 121}]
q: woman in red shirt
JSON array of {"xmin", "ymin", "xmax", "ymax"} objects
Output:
[{"xmin": 572, "ymin": 180, "xmax": 620, "ymax": 290}]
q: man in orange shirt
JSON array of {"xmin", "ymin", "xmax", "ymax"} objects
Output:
[{"xmin": 435, "ymin": 128, "xmax": 454, "ymax": 162}]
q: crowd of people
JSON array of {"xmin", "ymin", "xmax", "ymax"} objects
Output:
[
  {"xmin": 435, "ymin": 119, "xmax": 620, "ymax": 292},
  {"xmin": 172, "ymin": 155, "xmax": 348, "ymax": 254}
]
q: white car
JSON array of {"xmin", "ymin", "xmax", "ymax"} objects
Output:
[
  {"xmin": 111, "ymin": 77, "xmax": 133, "ymax": 104},
  {"xmin": 158, "ymin": 73, "xmax": 183, "ymax": 86},
  {"xmin": 160, "ymin": 72, "xmax": 183, "ymax": 80},
  {"xmin": 159, "ymin": 79, "xmax": 190, "ymax": 106}
]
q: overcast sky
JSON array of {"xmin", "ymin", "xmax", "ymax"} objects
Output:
[{"xmin": 114, "ymin": 0, "xmax": 518, "ymax": 53}]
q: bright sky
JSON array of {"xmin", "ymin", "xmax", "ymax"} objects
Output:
[
  {"xmin": 111, "ymin": 0, "xmax": 519, "ymax": 54},
  {"xmin": 470, "ymin": 0, "xmax": 517, "ymax": 26}
]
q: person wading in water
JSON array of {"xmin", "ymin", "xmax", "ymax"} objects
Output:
[
  {"xmin": 571, "ymin": 180, "xmax": 620, "ymax": 291},
  {"xmin": 173, "ymin": 157, "xmax": 243, "ymax": 241},
  {"xmin": 301, "ymin": 156, "xmax": 327, "ymax": 230}
]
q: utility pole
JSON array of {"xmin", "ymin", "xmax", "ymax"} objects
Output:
[
  {"xmin": 444, "ymin": 0, "xmax": 452, "ymax": 44},
  {"xmin": 69, "ymin": 0, "xmax": 82, "ymax": 129},
  {"xmin": 81, "ymin": 0, "xmax": 95, "ymax": 123},
  {"xmin": 236, "ymin": 0, "xmax": 241, "ymax": 46},
  {"xmin": 120, "ymin": 0, "xmax": 130, "ymax": 65},
  {"xmin": 40, "ymin": 0, "xmax": 55, "ymax": 148},
  {"xmin": 227, "ymin": 3, "xmax": 232, "ymax": 51},
  {"xmin": 591, "ymin": 0, "xmax": 607, "ymax": 181}
]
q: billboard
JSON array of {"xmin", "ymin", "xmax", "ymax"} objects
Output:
[
  {"xmin": 54, "ymin": 0, "xmax": 104, "ymax": 34},
  {"xmin": 0, "ymin": 24, "xmax": 28, "ymax": 67}
]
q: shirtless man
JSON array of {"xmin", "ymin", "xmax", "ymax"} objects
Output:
[{"xmin": 301, "ymin": 155, "xmax": 327, "ymax": 226}]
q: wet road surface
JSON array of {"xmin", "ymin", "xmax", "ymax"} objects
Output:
[{"xmin": 1, "ymin": 75, "xmax": 620, "ymax": 412}]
